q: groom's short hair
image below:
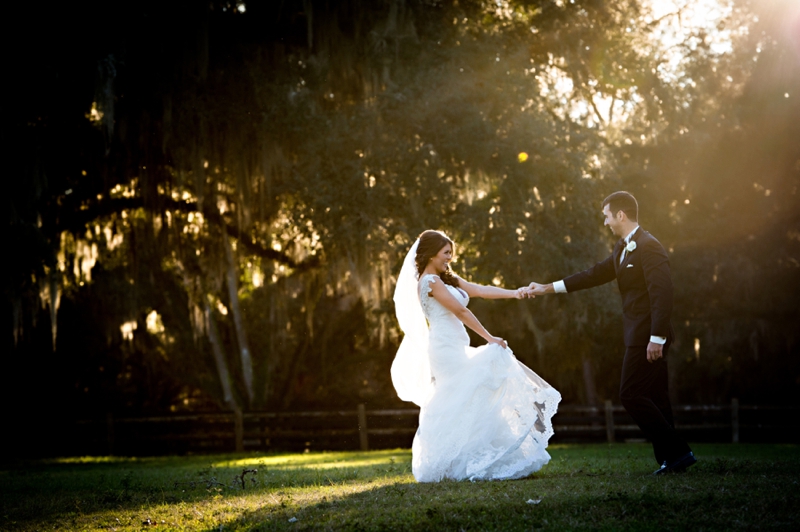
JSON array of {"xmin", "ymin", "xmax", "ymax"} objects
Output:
[{"xmin": 602, "ymin": 191, "xmax": 638, "ymax": 222}]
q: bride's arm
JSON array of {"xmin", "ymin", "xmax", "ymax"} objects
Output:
[
  {"xmin": 427, "ymin": 280, "xmax": 508, "ymax": 349},
  {"xmin": 456, "ymin": 276, "xmax": 527, "ymax": 300}
]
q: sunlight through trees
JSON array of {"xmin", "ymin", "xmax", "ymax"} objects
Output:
[{"xmin": 4, "ymin": 0, "xmax": 799, "ymax": 430}]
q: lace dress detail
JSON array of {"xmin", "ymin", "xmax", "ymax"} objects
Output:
[{"xmin": 411, "ymin": 274, "xmax": 561, "ymax": 482}]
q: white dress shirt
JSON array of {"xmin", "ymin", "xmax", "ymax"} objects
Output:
[{"xmin": 552, "ymin": 225, "xmax": 666, "ymax": 345}]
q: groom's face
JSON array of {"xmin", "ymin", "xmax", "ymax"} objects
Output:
[{"xmin": 602, "ymin": 204, "xmax": 623, "ymax": 236}]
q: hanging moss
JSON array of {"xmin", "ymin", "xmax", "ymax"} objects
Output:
[{"xmin": 6, "ymin": 0, "xmax": 800, "ymax": 416}]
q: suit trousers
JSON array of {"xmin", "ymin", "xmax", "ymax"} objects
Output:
[{"xmin": 619, "ymin": 342, "xmax": 691, "ymax": 464}]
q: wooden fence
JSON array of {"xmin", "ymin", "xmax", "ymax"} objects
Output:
[{"xmin": 69, "ymin": 399, "xmax": 797, "ymax": 456}]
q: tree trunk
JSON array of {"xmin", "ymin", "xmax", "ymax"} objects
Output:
[
  {"xmin": 303, "ymin": 0, "xmax": 313, "ymax": 50},
  {"xmin": 223, "ymin": 231, "xmax": 255, "ymax": 407},
  {"xmin": 205, "ymin": 299, "xmax": 244, "ymax": 452},
  {"xmin": 582, "ymin": 355, "xmax": 598, "ymax": 406},
  {"xmin": 204, "ymin": 300, "xmax": 236, "ymax": 408},
  {"xmin": 280, "ymin": 333, "xmax": 312, "ymax": 409},
  {"xmin": 49, "ymin": 271, "xmax": 61, "ymax": 352}
]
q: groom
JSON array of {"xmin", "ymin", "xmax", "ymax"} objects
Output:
[{"xmin": 526, "ymin": 191, "xmax": 696, "ymax": 474}]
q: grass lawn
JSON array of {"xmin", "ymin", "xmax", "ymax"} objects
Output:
[{"xmin": 1, "ymin": 443, "xmax": 798, "ymax": 531}]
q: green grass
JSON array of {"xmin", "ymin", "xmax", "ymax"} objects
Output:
[{"xmin": 1, "ymin": 444, "xmax": 798, "ymax": 531}]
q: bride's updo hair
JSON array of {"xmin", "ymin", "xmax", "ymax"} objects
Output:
[{"xmin": 415, "ymin": 230, "xmax": 460, "ymax": 288}]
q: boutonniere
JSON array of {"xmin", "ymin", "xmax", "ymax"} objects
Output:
[{"xmin": 625, "ymin": 241, "xmax": 637, "ymax": 253}]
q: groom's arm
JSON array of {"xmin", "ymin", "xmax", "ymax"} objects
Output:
[
  {"xmin": 529, "ymin": 254, "xmax": 617, "ymax": 295},
  {"xmin": 561, "ymin": 254, "xmax": 618, "ymax": 293},
  {"xmin": 641, "ymin": 239, "xmax": 673, "ymax": 340}
]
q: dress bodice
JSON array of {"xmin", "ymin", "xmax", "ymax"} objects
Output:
[
  {"xmin": 419, "ymin": 274, "xmax": 470, "ymax": 346},
  {"xmin": 419, "ymin": 274, "xmax": 469, "ymax": 315}
]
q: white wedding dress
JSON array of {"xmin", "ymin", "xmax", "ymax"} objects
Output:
[{"xmin": 410, "ymin": 274, "xmax": 561, "ymax": 482}]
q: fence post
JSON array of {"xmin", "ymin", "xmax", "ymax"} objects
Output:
[
  {"xmin": 604, "ymin": 400, "xmax": 615, "ymax": 443},
  {"xmin": 234, "ymin": 408, "xmax": 244, "ymax": 452},
  {"xmin": 731, "ymin": 398, "xmax": 739, "ymax": 444},
  {"xmin": 357, "ymin": 404, "xmax": 369, "ymax": 451}
]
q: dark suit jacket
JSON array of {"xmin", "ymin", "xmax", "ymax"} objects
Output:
[{"xmin": 563, "ymin": 228, "xmax": 674, "ymax": 347}]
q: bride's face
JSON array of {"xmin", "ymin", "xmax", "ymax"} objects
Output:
[{"xmin": 430, "ymin": 243, "xmax": 453, "ymax": 273}]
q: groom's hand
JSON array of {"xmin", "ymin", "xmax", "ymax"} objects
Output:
[
  {"xmin": 526, "ymin": 282, "xmax": 549, "ymax": 296},
  {"xmin": 646, "ymin": 342, "xmax": 663, "ymax": 363}
]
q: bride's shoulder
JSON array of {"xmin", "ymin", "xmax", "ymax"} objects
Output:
[{"xmin": 418, "ymin": 273, "xmax": 439, "ymax": 295}]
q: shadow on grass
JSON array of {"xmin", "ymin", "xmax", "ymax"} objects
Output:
[
  {"xmin": 205, "ymin": 444, "xmax": 800, "ymax": 531},
  {"xmin": 0, "ymin": 450, "xmax": 413, "ymax": 526},
  {"xmin": 2, "ymin": 445, "xmax": 799, "ymax": 530}
]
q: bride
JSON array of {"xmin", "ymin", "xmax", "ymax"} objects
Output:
[{"xmin": 392, "ymin": 230, "xmax": 561, "ymax": 482}]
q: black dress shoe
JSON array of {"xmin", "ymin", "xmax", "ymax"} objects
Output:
[{"xmin": 653, "ymin": 452, "xmax": 697, "ymax": 475}]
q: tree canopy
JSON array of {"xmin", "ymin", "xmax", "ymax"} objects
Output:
[{"xmin": 4, "ymin": 0, "xmax": 800, "ymax": 437}]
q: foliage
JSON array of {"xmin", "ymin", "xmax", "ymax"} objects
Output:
[
  {"xmin": 1, "ymin": 444, "xmax": 798, "ymax": 530},
  {"xmin": 3, "ymin": 0, "xmax": 800, "ymax": 421}
]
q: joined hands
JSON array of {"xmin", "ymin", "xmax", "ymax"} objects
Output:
[
  {"xmin": 515, "ymin": 282, "xmax": 549, "ymax": 299},
  {"xmin": 513, "ymin": 287, "xmax": 530, "ymax": 299}
]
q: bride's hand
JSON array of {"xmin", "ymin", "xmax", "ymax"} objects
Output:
[
  {"xmin": 514, "ymin": 287, "xmax": 531, "ymax": 299},
  {"xmin": 488, "ymin": 335, "xmax": 508, "ymax": 349}
]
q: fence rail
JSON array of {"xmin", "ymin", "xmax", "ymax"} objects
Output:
[{"xmin": 69, "ymin": 399, "xmax": 798, "ymax": 456}]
